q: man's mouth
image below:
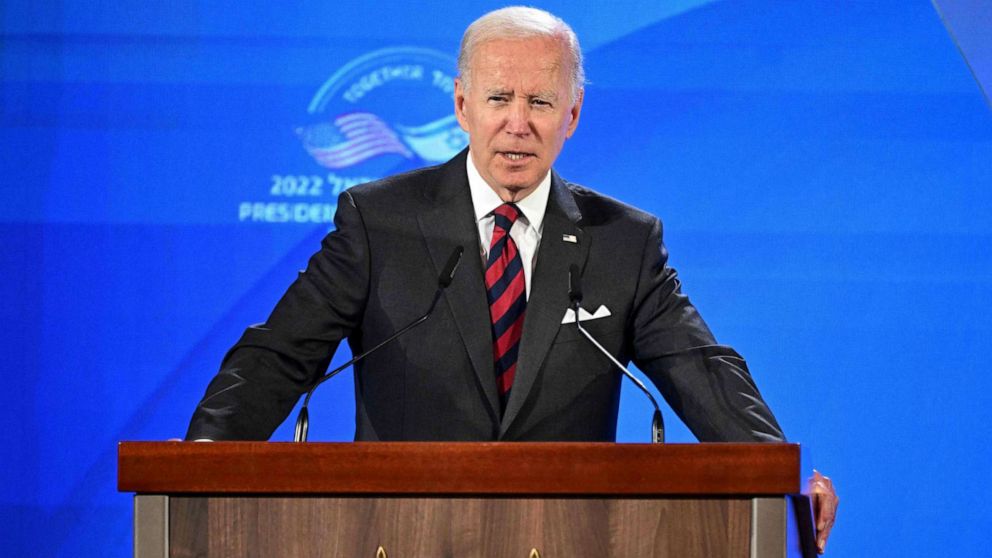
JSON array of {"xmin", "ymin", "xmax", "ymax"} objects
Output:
[{"xmin": 498, "ymin": 151, "xmax": 533, "ymax": 162}]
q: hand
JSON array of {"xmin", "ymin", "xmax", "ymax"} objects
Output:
[{"xmin": 808, "ymin": 469, "xmax": 838, "ymax": 554}]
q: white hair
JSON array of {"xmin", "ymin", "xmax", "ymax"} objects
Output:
[{"xmin": 457, "ymin": 6, "xmax": 585, "ymax": 102}]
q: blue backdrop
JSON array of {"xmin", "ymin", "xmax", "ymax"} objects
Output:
[{"xmin": 3, "ymin": 1, "xmax": 990, "ymax": 556}]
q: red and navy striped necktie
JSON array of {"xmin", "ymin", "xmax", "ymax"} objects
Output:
[{"xmin": 485, "ymin": 203, "xmax": 527, "ymax": 413}]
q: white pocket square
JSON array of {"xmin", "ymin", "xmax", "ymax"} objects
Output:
[{"xmin": 561, "ymin": 305, "xmax": 612, "ymax": 324}]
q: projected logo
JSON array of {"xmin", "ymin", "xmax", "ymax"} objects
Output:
[{"xmin": 240, "ymin": 47, "xmax": 466, "ymax": 224}]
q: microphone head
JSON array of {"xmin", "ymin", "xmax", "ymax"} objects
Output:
[
  {"xmin": 568, "ymin": 264, "xmax": 583, "ymax": 303},
  {"xmin": 438, "ymin": 246, "xmax": 464, "ymax": 288}
]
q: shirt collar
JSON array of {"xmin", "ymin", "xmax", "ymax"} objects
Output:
[{"xmin": 466, "ymin": 149, "xmax": 551, "ymax": 231}]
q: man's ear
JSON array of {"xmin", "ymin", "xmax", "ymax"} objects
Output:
[
  {"xmin": 454, "ymin": 77, "xmax": 469, "ymax": 132},
  {"xmin": 566, "ymin": 88, "xmax": 584, "ymax": 139}
]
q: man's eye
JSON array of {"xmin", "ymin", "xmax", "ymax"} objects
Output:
[
  {"xmin": 531, "ymin": 99, "xmax": 551, "ymax": 107},
  {"xmin": 488, "ymin": 96, "xmax": 507, "ymax": 103}
]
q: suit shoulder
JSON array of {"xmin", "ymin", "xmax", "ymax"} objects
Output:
[
  {"xmin": 563, "ymin": 180, "xmax": 660, "ymax": 230},
  {"xmin": 345, "ymin": 161, "xmax": 445, "ymax": 203}
]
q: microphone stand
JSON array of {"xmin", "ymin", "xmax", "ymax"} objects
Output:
[
  {"xmin": 569, "ymin": 265, "xmax": 664, "ymax": 443},
  {"xmin": 294, "ymin": 246, "xmax": 463, "ymax": 442}
]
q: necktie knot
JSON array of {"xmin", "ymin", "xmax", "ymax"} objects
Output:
[{"xmin": 493, "ymin": 203, "xmax": 521, "ymax": 233}]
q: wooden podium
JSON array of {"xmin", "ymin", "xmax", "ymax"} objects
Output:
[{"xmin": 118, "ymin": 442, "xmax": 816, "ymax": 558}]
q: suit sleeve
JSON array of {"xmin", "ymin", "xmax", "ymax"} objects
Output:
[
  {"xmin": 629, "ymin": 217, "xmax": 786, "ymax": 442},
  {"xmin": 185, "ymin": 190, "xmax": 370, "ymax": 440}
]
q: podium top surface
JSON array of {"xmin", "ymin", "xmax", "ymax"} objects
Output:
[{"xmin": 118, "ymin": 442, "xmax": 801, "ymax": 496}]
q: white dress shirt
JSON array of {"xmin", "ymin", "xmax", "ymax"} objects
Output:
[{"xmin": 466, "ymin": 151, "xmax": 550, "ymax": 300}]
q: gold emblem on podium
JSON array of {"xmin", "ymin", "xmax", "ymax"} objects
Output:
[{"xmin": 376, "ymin": 545, "xmax": 387, "ymax": 558}]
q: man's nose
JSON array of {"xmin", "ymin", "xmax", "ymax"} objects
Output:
[{"xmin": 504, "ymin": 101, "xmax": 531, "ymax": 136}]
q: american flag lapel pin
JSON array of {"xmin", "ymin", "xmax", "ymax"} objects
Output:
[{"xmin": 562, "ymin": 234, "xmax": 578, "ymax": 244}]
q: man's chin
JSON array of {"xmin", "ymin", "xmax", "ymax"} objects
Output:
[
  {"xmin": 492, "ymin": 165, "xmax": 547, "ymax": 187},
  {"xmin": 491, "ymin": 178, "xmax": 541, "ymax": 200}
]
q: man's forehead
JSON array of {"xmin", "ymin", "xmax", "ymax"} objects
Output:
[
  {"xmin": 471, "ymin": 38, "xmax": 565, "ymax": 68},
  {"xmin": 470, "ymin": 44, "xmax": 564, "ymax": 83},
  {"xmin": 474, "ymin": 57, "xmax": 562, "ymax": 75},
  {"xmin": 472, "ymin": 62, "xmax": 563, "ymax": 85}
]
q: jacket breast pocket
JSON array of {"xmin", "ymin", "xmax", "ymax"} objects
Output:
[{"xmin": 552, "ymin": 316, "xmax": 622, "ymax": 346}]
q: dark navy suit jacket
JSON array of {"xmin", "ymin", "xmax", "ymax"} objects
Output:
[{"xmin": 186, "ymin": 150, "xmax": 784, "ymax": 442}]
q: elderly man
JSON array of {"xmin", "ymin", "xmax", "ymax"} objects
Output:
[{"xmin": 187, "ymin": 6, "xmax": 837, "ymax": 552}]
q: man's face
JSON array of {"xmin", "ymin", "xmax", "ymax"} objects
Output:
[{"xmin": 454, "ymin": 37, "xmax": 583, "ymax": 202}]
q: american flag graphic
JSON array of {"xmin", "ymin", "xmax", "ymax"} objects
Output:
[{"xmin": 302, "ymin": 112, "xmax": 413, "ymax": 169}]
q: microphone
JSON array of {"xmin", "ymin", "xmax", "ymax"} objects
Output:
[
  {"xmin": 293, "ymin": 246, "xmax": 465, "ymax": 442},
  {"xmin": 568, "ymin": 264, "xmax": 665, "ymax": 443}
]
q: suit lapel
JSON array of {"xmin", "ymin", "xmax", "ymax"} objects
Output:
[
  {"xmin": 416, "ymin": 152, "xmax": 501, "ymax": 419},
  {"xmin": 500, "ymin": 173, "xmax": 590, "ymax": 436}
]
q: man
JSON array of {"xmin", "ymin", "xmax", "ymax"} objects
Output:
[{"xmin": 186, "ymin": 6, "xmax": 837, "ymax": 552}]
